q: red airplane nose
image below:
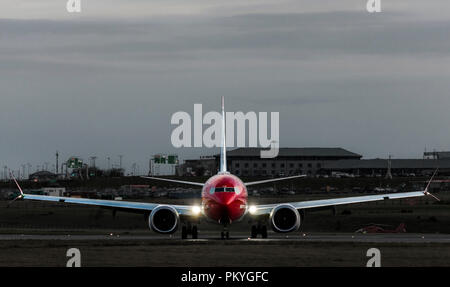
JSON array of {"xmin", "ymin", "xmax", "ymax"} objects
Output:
[{"xmin": 214, "ymin": 192, "xmax": 235, "ymax": 206}]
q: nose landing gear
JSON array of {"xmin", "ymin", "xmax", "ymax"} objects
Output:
[
  {"xmin": 220, "ymin": 231, "xmax": 229, "ymax": 239},
  {"xmin": 221, "ymin": 226, "xmax": 230, "ymax": 239}
]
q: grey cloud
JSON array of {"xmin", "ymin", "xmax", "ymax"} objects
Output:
[{"xmin": 0, "ymin": 9, "xmax": 449, "ymax": 171}]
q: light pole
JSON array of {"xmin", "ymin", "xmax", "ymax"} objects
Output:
[
  {"xmin": 119, "ymin": 155, "xmax": 123, "ymax": 170},
  {"xmin": 27, "ymin": 163, "xmax": 32, "ymax": 178},
  {"xmin": 90, "ymin": 156, "xmax": 97, "ymax": 168},
  {"xmin": 56, "ymin": 151, "xmax": 59, "ymax": 174}
]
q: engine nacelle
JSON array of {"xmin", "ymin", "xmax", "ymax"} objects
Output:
[
  {"xmin": 149, "ymin": 205, "xmax": 179, "ymax": 234},
  {"xmin": 270, "ymin": 204, "xmax": 301, "ymax": 233}
]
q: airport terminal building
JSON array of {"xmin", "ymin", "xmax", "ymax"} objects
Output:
[
  {"xmin": 215, "ymin": 147, "xmax": 362, "ymax": 177},
  {"xmin": 321, "ymin": 158, "xmax": 450, "ymax": 177},
  {"xmin": 179, "ymin": 148, "xmax": 450, "ymax": 177}
]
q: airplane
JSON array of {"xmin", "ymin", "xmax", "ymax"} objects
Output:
[
  {"xmin": 9, "ymin": 97, "xmax": 439, "ymax": 239},
  {"xmin": 355, "ymin": 223, "xmax": 407, "ymax": 234}
]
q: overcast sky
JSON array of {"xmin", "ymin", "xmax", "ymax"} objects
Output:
[{"xmin": 1, "ymin": 0, "xmax": 449, "ymax": 174}]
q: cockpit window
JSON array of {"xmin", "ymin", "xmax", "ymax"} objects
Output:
[
  {"xmin": 211, "ymin": 187, "xmax": 236, "ymax": 193},
  {"xmin": 210, "ymin": 186, "xmax": 242, "ymax": 194}
]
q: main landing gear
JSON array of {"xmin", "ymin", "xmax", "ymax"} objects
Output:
[
  {"xmin": 181, "ymin": 224, "xmax": 198, "ymax": 239},
  {"xmin": 251, "ymin": 224, "xmax": 268, "ymax": 238}
]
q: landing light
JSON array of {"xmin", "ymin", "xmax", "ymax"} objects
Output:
[
  {"xmin": 249, "ymin": 205, "xmax": 257, "ymax": 215},
  {"xmin": 192, "ymin": 205, "xmax": 201, "ymax": 215}
]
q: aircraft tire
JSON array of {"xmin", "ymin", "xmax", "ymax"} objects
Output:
[
  {"xmin": 192, "ymin": 226, "xmax": 198, "ymax": 239},
  {"xmin": 261, "ymin": 226, "xmax": 268, "ymax": 238},
  {"xmin": 251, "ymin": 225, "xmax": 257, "ymax": 238},
  {"xmin": 181, "ymin": 226, "xmax": 187, "ymax": 239}
]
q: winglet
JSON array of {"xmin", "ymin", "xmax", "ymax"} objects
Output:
[
  {"xmin": 424, "ymin": 168, "xmax": 440, "ymax": 201},
  {"xmin": 10, "ymin": 172, "xmax": 24, "ymax": 196},
  {"xmin": 7, "ymin": 172, "xmax": 24, "ymax": 207}
]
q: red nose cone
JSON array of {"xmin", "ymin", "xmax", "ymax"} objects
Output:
[
  {"xmin": 214, "ymin": 192, "xmax": 235, "ymax": 205},
  {"xmin": 202, "ymin": 174, "xmax": 248, "ymax": 224}
]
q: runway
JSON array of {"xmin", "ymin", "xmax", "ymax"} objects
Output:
[
  {"xmin": 1, "ymin": 232, "xmax": 450, "ymax": 243},
  {"xmin": 1, "ymin": 231, "xmax": 449, "ymax": 266}
]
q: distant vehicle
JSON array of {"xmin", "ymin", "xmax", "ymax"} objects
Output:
[
  {"xmin": 355, "ymin": 223, "xmax": 406, "ymax": 234},
  {"xmin": 251, "ymin": 190, "xmax": 260, "ymax": 196},
  {"xmin": 10, "ymin": 98, "xmax": 439, "ymax": 239},
  {"xmin": 332, "ymin": 172, "xmax": 354, "ymax": 178},
  {"xmin": 280, "ymin": 189, "xmax": 295, "ymax": 195}
]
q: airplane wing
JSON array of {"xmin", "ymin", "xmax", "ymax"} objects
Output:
[
  {"xmin": 249, "ymin": 190, "xmax": 427, "ymax": 216},
  {"xmin": 10, "ymin": 174, "xmax": 199, "ymax": 216},
  {"xmin": 250, "ymin": 169, "xmax": 439, "ymax": 215},
  {"xmin": 21, "ymin": 194, "xmax": 198, "ymax": 216},
  {"xmin": 142, "ymin": 176, "xmax": 204, "ymax": 187},
  {"xmin": 245, "ymin": 174, "xmax": 306, "ymax": 186}
]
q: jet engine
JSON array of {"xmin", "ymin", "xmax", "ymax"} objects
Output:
[
  {"xmin": 149, "ymin": 205, "xmax": 179, "ymax": 234},
  {"xmin": 270, "ymin": 204, "xmax": 301, "ymax": 233}
]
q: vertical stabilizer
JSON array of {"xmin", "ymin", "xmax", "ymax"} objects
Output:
[{"xmin": 219, "ymin": 96, "xmax": 228, "ymax": 174}]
